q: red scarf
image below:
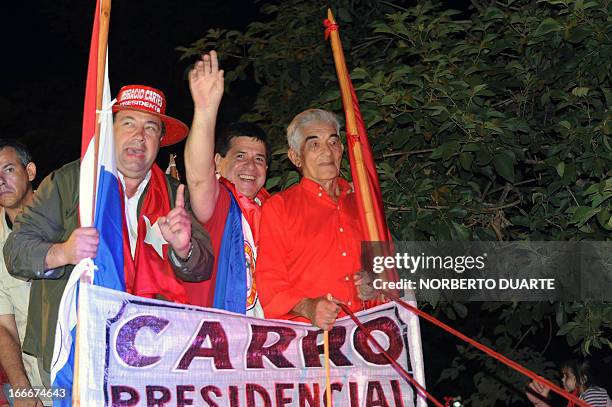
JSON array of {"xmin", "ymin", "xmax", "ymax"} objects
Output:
[
  {"xmin": 566, "ymin": 389, "xmax": 579, "ymax": 407},
  {"xmin": 219, "ymin": 177, "xmax": 270, "ymax": 244},
  {"xmin": 121, "ymin": 164, "xmax": 188, "ymax": 303}
]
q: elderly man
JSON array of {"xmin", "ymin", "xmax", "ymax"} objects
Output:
[
  {"xmin": 256, "ymin": 109, "xmax": 373, "ymax": 331},
  {"xmin": 4, "ymin": 85, "xmax": 213, "ymax": 385},
  {"xmin": 0, "ymin": 140, "xmax": 48, "ymax": 406},
  {"xmin": 184, "ymin": 51, "xmax": 270, "ymax": 316}
]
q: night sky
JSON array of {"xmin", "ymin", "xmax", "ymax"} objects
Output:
[{"xmin": 2, "ymin": 0, "xmax": 260, "ymax": 185}]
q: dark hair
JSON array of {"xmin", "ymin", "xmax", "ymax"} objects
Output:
[
  {"xmin": 561, "ymin": 359, "xmax": 602, "ymax": 389},
  {"xmin": 215, "ymin": 122, "xmax": 270, "ymax": 164},
  {"xmin": 0, "ymin": 139, "xmax": 33, "ymax": 167}
]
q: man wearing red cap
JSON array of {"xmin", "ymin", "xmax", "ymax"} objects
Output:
[{"xmin": 4, "ymin": 85, "xmax": 214, "ymax": 385}]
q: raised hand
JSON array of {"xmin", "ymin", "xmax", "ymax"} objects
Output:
[
  {"xmin": 189, "ymin": 50, "xmax": 224, "ymax": 111},
  {"xmin": 159, "ymin": 184, "xmax": 192, "ymax": 259}
]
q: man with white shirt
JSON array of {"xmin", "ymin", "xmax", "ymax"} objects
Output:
[
  {"xmin": 4, "ymin": 85, "xmax": 214, "ymax": 386},
  {"xmin": 0, "ymin": 140, "xmax": 48, "ymax": 406}
]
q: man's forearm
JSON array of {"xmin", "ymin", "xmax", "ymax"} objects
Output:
[
  {"xmin": 184, "ymin": 108, "xmax": 220, "ymax": 223},
  {"xmin": 44, "ymin": 242, "xmax": 67, "ymax": 270},
  {"xmin": 290, "ymin": 298, "xmax": 314, "ymax": 320},
  {"xmin": 0, "ymin": 322, "xmax": 31, "ymax": 389}
]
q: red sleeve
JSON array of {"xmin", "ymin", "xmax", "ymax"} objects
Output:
[{"xmin": 256, "ymin": 196, "xmax": 308, "ymax": 320}]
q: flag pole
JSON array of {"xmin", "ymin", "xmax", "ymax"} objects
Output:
[
  {"xmin": 74, "ymin": 1, "xmax": 111, "ymax": 404},
  {"xmin": 324, "ymin": 331, "xmax": 332, "ymax": 406},
  {"xmin": 324, "ymin": 11, "xmax": 429, "ymax": 407},
  {"xmin": 92, "ymin": 0, "xmax": 112, "ymax": 221},
  {"xmin": 326, "ymin": 9, "xmax": 380, "ymax": 241}
]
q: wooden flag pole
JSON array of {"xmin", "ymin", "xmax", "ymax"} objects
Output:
[
  {"xmin": 91, "ymin": 0, "xmax": 112, "ymax": 221},
  {"xmin": 326, "ymin": 9, "xmax": 380, "ymax": 241},
  {"xmin": 324, "ymin": 331, "xmax": 332, "ymax": 406},
  {"xmin": 74, "ymin": 1, "xmax": 111, "ymax": 404}
]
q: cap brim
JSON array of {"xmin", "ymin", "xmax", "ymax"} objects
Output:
[{"xmin": 112, "ymin": 105, "xmax": 189, "ymax": 147}]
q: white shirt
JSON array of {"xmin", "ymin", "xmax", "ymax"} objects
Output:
[
  {"xmin": 118, "ymin": 171, "xmax": 151, "ymax": 259},
  {"xmin": 0, "ymin": 208, "xmax": 50, "ymax": 404}
]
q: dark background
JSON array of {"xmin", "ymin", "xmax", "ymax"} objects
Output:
[
  {"xmin": 2, "ymin": 0, "xmax": 610, "ymax": 402},
  {"xmin": 1, "ymin": 0, "xmax": 260, "ymax": 184}
]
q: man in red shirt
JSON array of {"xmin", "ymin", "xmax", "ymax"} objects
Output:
[
  {"xmin": 184, "ymin": 51, "xmax": 270, "ymax": 316},
  {"xmin": 256, "ymin": 109, "xmax": 374, "ymax": 330}
]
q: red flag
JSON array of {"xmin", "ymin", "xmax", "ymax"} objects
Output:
[
  {"xmin": 325, "ymin": 15, "xmax": 427, "ymax": 406},
  {"xmin": 80, "ymin": 0, "xmax": 111, "ymax": 228},
  {"xmin": 345, "ymin": 80, "xmax": 391, "ymax": 242},
  {"xmin": 324, "ymin": 12, "xmax": 398, "ymax": 307},
  {"xmin": 323, "ymin": 17, "xmax": 390, "ymax": 243},
  {"xmin": 81, "ymin": 0, "xmax": 101, "ymax": 159}
]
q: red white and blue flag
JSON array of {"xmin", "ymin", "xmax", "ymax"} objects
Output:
[{"xmin": 50, "ymin": 0, "xmax": 124, "ymax": 404}]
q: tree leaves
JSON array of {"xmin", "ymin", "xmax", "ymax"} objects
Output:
[
  {"xmin": 493, "ymin": 153, "xmax": 515, "ymax": 182},
  {"xmin": 180, "ymin": 0, "xmax": 612, "ymax": 401},
  {"xmin": 532, "ymin": 18, "xmax": 562, "ymax": 37}
]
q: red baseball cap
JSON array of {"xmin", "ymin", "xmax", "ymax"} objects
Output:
[{"xmin": 112, "ymin": 85, "xmax": 189, "ymax": 147}]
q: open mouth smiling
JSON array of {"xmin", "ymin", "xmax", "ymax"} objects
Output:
[{"xmin": 238, "ymin": 174, "xmax": 257, "ymax": 182}]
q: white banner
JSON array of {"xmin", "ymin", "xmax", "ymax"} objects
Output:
[{"xmin": 77, "ymin": 283, "xmax": 426, "ymax": 406}]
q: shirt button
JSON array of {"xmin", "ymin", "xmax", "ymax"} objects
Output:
[
  {"xmin": 341, "ymin": 252, "xmax": 347, "ymax": 257},
  {"xmin": 318, "ymin": 192, "xmax": 322, "ymax": 197},
  {"xmin": 345, "ymin": 275, "xmax": 350, "ymax": 281},
  {"xmin": 347, "ymin": 301, "xmax": 352, "ymax": 306},
  {"xmin": 337, "ymin": 206, "xmax": 340, "ymax": 210},
  {"xmin": 339, "ymin": 227, "xmax": 344, "ymax": 232}
]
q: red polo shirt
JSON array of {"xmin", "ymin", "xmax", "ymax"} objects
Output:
[{"xmin": 256, "ymin": 177, "xmax": 365, "ymax": 321}]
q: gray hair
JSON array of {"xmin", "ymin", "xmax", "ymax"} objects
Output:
[
  {"xmin": 286, "ymin": 109, "xmax": 340, "ymax": 152},
  {"xmin": 0, "ymin": 139, "xmax": 33, "ymax": 167}
]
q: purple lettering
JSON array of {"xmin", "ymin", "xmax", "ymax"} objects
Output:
[
  {"xmin": 247, "ymin": 325, "xmax": 296, "ymax": 368},
  {"xmin": 354, "ymin": 317, "xmax": 403, "ymax": 365},
  {"xmin": 298, "ymin": 383, "xmax": 320, "ymax": 407},
  {"xmin": 246, "ymin": 383, "xmax": 271, "ymax": 407},
  {"xmin": 390, "ymin": 380, "xmax": 404, "ymax": 407},
  {"xmin": 366, "ymin": 381, "xmax": 389, "ymax": 407},
  {"xmin": 146, "ymin": 385, "xmax": 170, "ymax": 406},
  {"xmin": 177, "ymin": 385, "xmax": 195, "ymax": 406},
  {"xmin": 111, "ymin": 385, "xmax": 140, "ymax": 406},
  {"xmin": 323, "ymin": 383, "xmax": 343, "ymax": 407},
  {"xmin": 116, "ymin": 315, "xmax": 168, "ymax": 367},
  {"xmin": 201, "ymin": 386, "xmax": 221, "ymax": 407},
  {"xmin": 275, "ymin": 383, "xmax": 294, "ymax": 406},
  {"xmin": 176, "ymin": 321, "xmax": 233, "ymax": 370},
  {"xmin": 229, "ymin": 386, "xmax": 239, "ymax": 407},
  {"xmin": 349, "ymin": 382, "xmax": 359, "ymax": 407},
  {"xmin": 302, "ymin": 327, "xmax": 351, "ymax": 367}
]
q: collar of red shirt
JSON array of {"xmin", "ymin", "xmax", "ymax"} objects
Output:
[{"xmin": 299, "ymin": 176, "xmax": 353, "ymax": 200}]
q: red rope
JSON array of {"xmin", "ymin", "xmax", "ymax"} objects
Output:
[
  {"xmin": 339, "ymin": 303, "xmax": 445, "ymax": 407},
  {"xmin": 323, "ymin": 19, "xmax": 339, "ymax": 40},
  {"xmin": 381, "ymin": 290, "xmax": 589, "ymax": 407}
]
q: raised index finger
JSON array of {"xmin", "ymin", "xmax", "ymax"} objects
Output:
[
  {"xmin": 175, "ymin": 184, "xmax": 185, "ymax": 208},
  {"xmin": 210, "ymin": 50, "xmax": 219, "ymax": 72}
]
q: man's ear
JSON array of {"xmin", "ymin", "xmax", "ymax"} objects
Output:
[
  {"xmin": 287, "ymin": 148, "xmax": 301, "ymax": 168},
  {"xmin": 214, "ymin": 153, "xmax": 223, "ymax": 173},
  {"xmin": 25, "ymin": 162, "xmax": 36, "ymax": 182}
]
